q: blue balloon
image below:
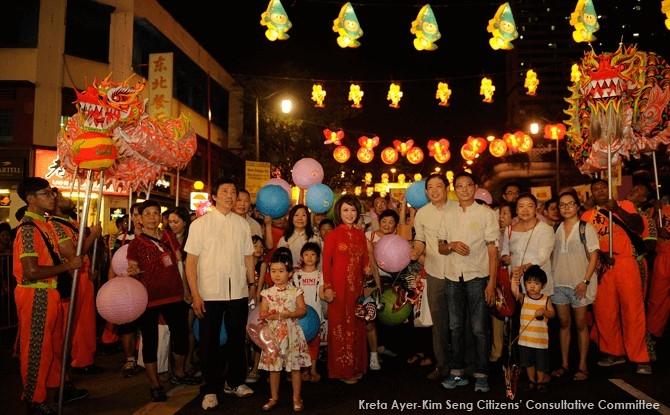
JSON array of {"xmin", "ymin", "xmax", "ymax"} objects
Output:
[
  {"xmin": 256, "ymin": 185, "xmax": 290, "ymax": 219},
  {"xmin": 406, "ymin": 180, "xmax": 429, "ymax": 208},
  {"xmin": 193, "ymin": 318, "xmax": 227, "ymax": 345},
  {"xmin": 298, "ymin": 305, "xmax": 320, "ymax": 341},
  {"xmin": 305, "ymin": 184, "xmax": 334, "ymax": 214}
]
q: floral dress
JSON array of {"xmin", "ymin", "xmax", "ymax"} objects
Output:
[{"xmin": 258, "ymin": 285, "xmax": 312, "ymax": 372}]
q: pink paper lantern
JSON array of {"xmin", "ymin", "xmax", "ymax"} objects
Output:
[
  {"xmin": 111, "ymin": 244, "xmax": 129, "ymax": 277},
  {"xmin": 96, "ymin": 277, "xmax": 148, "ymax": 324},
  {"xmin": 291, "ymin": 158, "xmax": 324, "ymax": 189},
  {"xmin": 264, "ymin": 178, "xmax": 291, "ymax": 197},
  {"xmin": 373, "ymin": 234, "xmax": 411, "ymax": 273}
]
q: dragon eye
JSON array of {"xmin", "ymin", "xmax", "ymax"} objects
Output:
[{"xmin": 107, "ymin": 86, "xmax": 132, "ymax": 103}]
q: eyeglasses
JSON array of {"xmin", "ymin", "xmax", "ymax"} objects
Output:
[
  {"xmin": 559, "ymin": 201, "xmax": 578, "ymax": 209},
  {"xmin": 33, "ymin": 190, "xmax": 56, "ymax": 198},
  {"xmin": 504, "ymin": 190, "xmax": 519, "ymax": 196}
]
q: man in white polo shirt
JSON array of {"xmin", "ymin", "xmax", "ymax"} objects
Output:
[
  {"xmin": 411, "ymin": 173, "xmax": 453, "ymax": 381},
  {"xmin": 185, "ymin": 178, "xmax": 256, "ymax": 410},
  {"xmin": 439, "ymin": 171, "xmax": 498, "ymax": 393}
]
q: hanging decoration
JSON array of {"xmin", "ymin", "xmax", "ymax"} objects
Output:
[
  {"xmin": 387, "ymin": 83, "xmax": 403, "ymax": 108},
  {"xmin": 570, "ymin": 0, "xmax": 599, "ymax": 43},
  {"xmin": 460, "ymin": 136, "xmax": 488, "ymax": 162},
  {"xmin": 406, "ymin": 147, "xmax": 424, "ymax": 164},
  {"xmin": 502, "ymin": 131, "xmax": 533, "ymax": 153},
  {"xmin": 333, "ymin": 2, "xmax": 363, "ymax": 48},
  {"xmin": 524, "ymin": 70, "xmax": 539, "ymax": 96},
  {"xmin": 260, "ymin": 0, "xmax": 292, "ymax": 41},
  {"xmin": 460, "ymin": 144, "xmax": 478, "ymax": 162},
  {"xmin": 356, "ymin": 135, "xmax": 379, "ymax": 164},
  {"xmin": 393, "ymin": 139, "xmax": 414, "ymax": 156},
  {"xmin": 570, "ymin": 63, "xmax": 581, "ymax": 83},
  {"xmin": 323, "ymin": 128, "xmax": 344, "ymax": 145},
  {"xmin": 348, "ymin": 84, "xmax": 364, "ymax": 108},
  {"xmin": 312, "ymin": 84, "xmax": 327, "ymax": 108},
  {"xmin": 427, "ymin": 139, "xmax": 451, "ymax": 163},
  {"xmin": 358, "ymin": 135, "xmax": 380, "ymax": 150},
  {"xmin": 664, "ymin": 0, "xmax": 670, "ymax": 30},
  {"xmin": 381, "ymin": 147, "xmax": 399, "ymax": 164},
  {"xmin": 333, "ymin": 145, "xmax": 351, "ymax": 163},
  {"xmin": 480, "ymin": 77, "xmax": 495, "ymax": 103},
  {"xmin": 410, "ymin": 4, "xmax": 441, "ymax": 51},
  {"xmin": 564, "ymin": 45, "xmax": 670, "ymax": 173},
  {"xmin": 364, "ymin": 172, "xmax": 373, "ymax": 185},
  {"xmin": 413, "ymin": 173, "xmax": 422, "ymax": 181},
  {"xmin": 489, "ymin": 138, "xmax": 508, "ymax": 157},
  {"xmin": 544, "ymin": 123, "xmax": 566, "ymax": 140},
  {"xmin": 487, "ymin": 2, "xmax": 518, "ymax": 50},
  {"xmin": 436, "ymin": 82, "xmax": 452, "ymax": 106}
]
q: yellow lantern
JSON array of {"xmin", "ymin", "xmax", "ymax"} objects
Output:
[
  {"xmin": 333, "ymin": 145, "xmax": 351, "ymax": 163},
  {"xmin": 460, "ymin": 144, "xmax": 477, "ymax": 162},
  {"xmin": 406, "ymin": 147, "xmax": 424, "ymax": 165},
  {"xmin": 366, "ymin": 187, "xmax": 374, "ymax": 197},
  {"xmin": 348, "ymin": 84, "xmax": 364, "ymax": 108},
  {"xmin": 311, "ymin": 84, "xmax": 326, "ymax": 108},
  {"xmin": 524, "ymin": 70, "xmax": 539, "ymax": 96},
  {"xmin": 381, "ymin": 173, "xmax": 389, "ymax": 183},
  {"xmin": 364, "ymin": 172, "xmax": 372, "ymax": 185},
  {"xmin": 194, "ymin": 180, "xmax": 205, "ymax": 190},
  {"xmin": 489, "ymin": 138, "xmax": 508, "ymax": 157},
  {"xmin": 518, "ymin": 132, "xmax": 534, "ymax": 152},
  {"xmin": 357, "ymin": 147, "xmax": 374, "ymax": 163},
  {"xmin": 397, "ymin": 174, "xmax": 406, "ymax": 184},
  {"xmin": 381, "ymin": 147, "xmax": 399, "ymax": 165},
  {"xmin": 260, "ymin": 0, "xmax": 292, "ymax": 41},
  {"xmin": 354, "ymin": 186, "xmax": 362, "ymax": 196},
  {"xmin": 480, "ymin": 77, "xmax": 495, "ymax": 103},
  {"xmin": 387, "ymin": 83, "xmax": 403, "ymax": 108},
  {"xmin": 413, "ymin": 173, "xmax": 422, "ymax": 181},
  {"xmin": 436, "ymin": 82, "xmax": 452, "ymax": 107},
  {"xmin": 544, "ymin": 123, "xmax": 566, "ymax": 140}
]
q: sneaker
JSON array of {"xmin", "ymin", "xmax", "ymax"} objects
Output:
[
  {"xmin": 597, "ymin": 356, "xmax": 626, "ymax": 367},
  {"xmin": 636, "ymin": 364, "xmax": 652, "ymax": 375},
  {"xmin": 369, "ymin": 354, "xmax": 381, "ymax": 371},
  {"xmin": 377, "ymin": 346, "xmax": 397, "ymax": 357},
  {"xmin": 28, "ymin": 402, "xmax": 56, "ymax": 415},
  {"xmin": 71, "ymin": 365, "xmax": 104, "ymax": 375},
  {"xmin": 223, "ymin": 383, "xmax": 254, "ymax": 397},
  {"xmin": 122, "ymin": 360, "xmax": 140, "ymax": 378},
  {"xmin": 169, "ymin": 374, "xmax": 201, "ymax": 385},
  {"xmin": 201, "ymin": 393, "xmax": 219, "ymax": 410},
  {"xmin": 441, "ymin": 375, "xmax": 469, "ymax": 390},
  {"xmin": 474, "ymin": 378, "xmax": 490, "ymax": 393},
  {"xmin": 150, "ymin": 387, "xmax": 167, "ymax": 402}
]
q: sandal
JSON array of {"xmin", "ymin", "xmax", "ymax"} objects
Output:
[
  {"xmin": 262, "ymin": 398, "xmax": 279, "ymax": 411},
  {"xmin": 419, "ymin": 356, "xmax": 434, "ymax": 367},
  {"xmin": 573, "ymin": 370, "xmax": 589, "ymax": 381},
  {"xmin": 293, "ymin": 398, "xmax": 304, "ymax": 412},
  {"xmin": 406, "ymin": 353, "xmax": 424, "ymax": 365},
  {"xmin": 551, "ymin": 366, "xmax": 569, "ymax": 378}
]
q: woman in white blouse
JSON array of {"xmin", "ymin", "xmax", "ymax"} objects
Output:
[
  {"xmin": 277, "ymin": 204, "xmax": 322, "ymax": 269},
  {"xmin": 501, "ymin": 193, "xmax": 555, "ymax": 296},
  {"xmin": 551, "ymin": 190, "xmax": 599, "ymax": 381}
]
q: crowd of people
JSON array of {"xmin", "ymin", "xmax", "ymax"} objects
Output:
[{"xmin": 9, "ymin": 172, "xmax": 670, "ymax": 414}]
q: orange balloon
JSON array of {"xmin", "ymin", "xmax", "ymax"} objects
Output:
[
  {"xmin": 333, "ymin": 145, "xmax": 351, "ymax": 163},
  {"xmin": 381, "ymin": 147, "xmax": 399, "ymax": 165}
]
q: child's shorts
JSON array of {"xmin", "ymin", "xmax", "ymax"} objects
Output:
[{"xmin": 519, "ymin": 345, "xmax": 550, "ymax": 373}]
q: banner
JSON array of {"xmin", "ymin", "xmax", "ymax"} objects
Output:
[
  {"xmin": 245, "ymin": 161, "xmax": 271, "ymax": 202},
  {"xmin": 148, "ymin": 52, "xmax": 174, "ymax": 119}
]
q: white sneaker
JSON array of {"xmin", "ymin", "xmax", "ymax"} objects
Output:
[
  {"xmin": 369, "ymin": 354, "xmax": 381, "ymax": 371},
  {"xmin": 223, "ymin": 382, "xmax": 254, "ymax": 397},
  {"xmin": 201, "ymin": 393, "xmax": 218, "ymax": 410}
]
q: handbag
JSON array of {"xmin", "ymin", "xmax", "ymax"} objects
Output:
[
  {"xmin": 493, "ymin": 265, "xmax": 515, "ymax": 319},
  {"xmin": 413, "ymin": 276, "xmax": 433, "ymax": 327}
]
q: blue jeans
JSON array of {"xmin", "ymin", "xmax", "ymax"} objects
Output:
[{"xmin": 446, "ymin": 277, "xmax": 490, "ymax": 377}]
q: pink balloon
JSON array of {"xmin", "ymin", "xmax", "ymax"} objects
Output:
[
  {"xmin": 247, "ymin": 305, "xmax": 261, "ymax": 326},
  {"xmin": 96, "ymin": 277, "xmax": 148, "ymax": 324},
  {"xmin": 247, "ymin": 322, "xmax": 280, "ymax": 361},
  {"xmin": 291, "ymin": 158, "xmax": 324, "ymax": 189},
  {"xmin": 374, "ymin": 234, "xmax": 411, "ymax": 273},
  {"xmin": 475, "ymin": 188, "xmax": 493, "ymax": 205},
  {"xmin": 111, "ymin": 244, "xmax": 129, "ymax": 277},
  {"xmin": 264, "ymin": 178, "xmax": 291, "ymax": 197}
]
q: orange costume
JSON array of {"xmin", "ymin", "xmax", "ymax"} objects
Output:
[
  {"xmin": 50, "ymin": 215, "xmax": 96, "ymax": 368},
  {"xmin": 647, "ymin": 206, "xmax": 670, "ymax": 337},
  {"xmin": 13, "ymin": 211, "xmax": 65, "ymax": 404},
  {"xmin": 581, "ymin": 200, "xmax": 649, "ymax": 363}
]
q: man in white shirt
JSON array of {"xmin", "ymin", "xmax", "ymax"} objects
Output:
[
  {"xmin": 234, "ymin": 189, "xmax": 272, "ymax": 248},
  {"xmin": 439, "ymin": 171, "xmax": 498, "ymax": 393},
  {"xmin": 411, "ymin": 173, "xmax": 453, "ymax": 381},
  {"xmin": 185, "ymin": 178, "xmax": 256, "ymax": 410}
]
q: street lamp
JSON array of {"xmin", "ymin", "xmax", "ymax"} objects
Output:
[
  {"xmin": 529, "ymin": 122, "xmax": 540, "ymax": 135},
  {"xmin": 255, "ymin": 93, "xmax": 294, "ymax": 161},
  {"xmin": 390, "ymin": 167, "xmax": 397, "ymax": 182}
]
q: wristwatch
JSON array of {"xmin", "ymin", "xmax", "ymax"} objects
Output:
[{"xmin": 582, "ymin": 279, "xmax": 590, "ymax": 286}]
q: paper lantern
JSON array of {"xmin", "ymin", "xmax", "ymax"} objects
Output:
[
  {"xmin": 323, "ymin": 128, "xmax": 343, "ymax": 145},
  {"xmin": 406, "ymin": 180, "xmax": 428, "ymax": 208},
  {"xmin": 411, "ymin": 4, "xmax": 441, "ymax": 51},
  {"xmin": 333, "ymin": 145, "xmax": 351, "ymax": 163},
  {"xmin": 413, "ymin": 173, "xmax": 422, "ymax": 181},
  {"xmin": 292, "ymin": 157, "xmax": 324, "ymax": 189},
  {"xmin": 264, "ymin": 178, "xmax": 291, "ymax": 197},
  {"xmin": 364, "ymin": 172, "xmax": 373, "ymax": 185},
  {"xmin": 518, "ymin": 132, "xmax": 534, "ymax": 152},
  {"xmin": 381, "ymin": 173, "xmax": 389, "ymax": 184},
  {"xmin": 524, "ymin": 70, "xmax": 539, "ymax": 96},
  {"xmin": 348, "ymin": 84, "xmax": 364, "ymax": 108},
  {"xmin": 570, "ymin": 63, "xmax": 581, "ymax": 83},
  {"xmin": 358, "ymin": 135, "xmax": 380, "ymax": 150},
  {"xmin": 298, "ymin": 305, "xmax": 320, "ymax": 341},
  {"xmin": 256, "ymin": 185, "xmax": 290, "ymax": 218},
  {"xmin": 461, "ymin": 144, "xmax": 478, "ymax": 161},
  {"xmin": 357, "ymin": 147, "xmax": 374, "ymax": 163},
  {"xmin": 193, "ymin": 318, "xmax": 227, "ymax": 345},
  {"xmin": 387, "ymin": 83, "xmax": 403, "ymax": 108},
  {"xmin": 480, "ymin": 77, "xmax": 495, "ymax": 103},
  {"xmin": 72, "ymin": 132, "xmax": 117, "ymax": 171},
  {"xmin": 487, "ymin": 2, "xmax": 518, "ymax": 50},
  {"xmin": 467, "ymin": 136, "xmax": 488, "ymax": 154},
  {"xmin": 378, "ymin": 288, "xmax": 412, "ymax": 326},
  {"xmin": 436, "ymin": 82, "xmax": 452, "ymax": 106},
  {"xmin": 381, "ymin": 147, "xmax": 399, "ymax": 165},
  {"xmin": 96, "ymin": 277, "xmax": 148, "ymax": 325},
  {"xmin": 570, "ymin": 0, "xmax": 599, "ymax": 43},
  {"xmin": 312, "ymin": 84, "xmax": 327, "ymax": 108},
  {"xmin": 489, "ymin": 138, "xmax": 508, "ymax": 157},
  {"xmin": 664, "ymin": 0, "xmax": 670, "ymax": 29},
  {"xmin": 393, "ymin": 139, "xmax": 414, "ymax": 156},
  {"xmin": 333, "ymin": 2, "xmax": 363, "ymax": 48},
  {"xmin": 260, "ymin": 0, "xmax": 292, "ymax": 41},
  {"xmin": 544, "ymin": 123, "xmax": 566, "ymax": 140},
  {"xmin": 306, "ymin": 183, "xmax": 334, "ymax": 214},
  {"xmin": 374, "ymin": 234, "xmax": 411, "ymax": 273},
  {"xmin": 427, "ymin": 139, "xmax": 451, "ymax": 164},
  {"xmin": 111, "ymin": 244, "xmax": 129, "ymax": 277},
  {"xmin": 406, "ymin": 147, "xmax": 424, "ymax": 164}
]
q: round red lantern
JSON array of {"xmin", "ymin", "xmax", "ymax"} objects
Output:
[
  {"xmin": 434, "ymin": 150, "xmax": 451, "ymax": 164},
  {"xmin": 406, "ymin": 147, "xmax": 424, "ymax": 165},
  {"xmin": 333, "ymin": 145, "xmax": 351, "ymax": 163},
  {"xmin": 489, "ymin": 138, "xmax": 507, "ymax": 157},
  {"xmin": 357, "ymin": 147, "xmax": 374, "ymax": 163},
  {"xmin": 544, "ymin": 123, "xmax": 566, "ymax": 140},
  {"xmin": 503, "ymin": 132, "xmax": 520, "ymax": 153},
  {"xmin": 72, "ymin": 132, "xmax": 117, "ymax": 171},
  {"xmin": 460, "ymin": 144, "xmax": 477, "ymax": 161},
  {"xmin": 381, "ymin": 147, "xmax": 399, "ymax": 165},
  {"xmin": 472, "ymin": 137, "xmax": 488, "ymax": 154},
  {"xmin": 518, "ymin": 132, "xmax": 534, "ymax": 152}
]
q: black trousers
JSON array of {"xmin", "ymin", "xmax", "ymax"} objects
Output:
[
  {"xmin": 200, "ymin": 298, "xmax": 249, "ymax": 394},
  {"xmin": 137, "ymin": 301, "xmax": 188, "ymax": 363}
]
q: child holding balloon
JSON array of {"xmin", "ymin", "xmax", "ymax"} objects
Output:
[{"xmin": 258, "ymin": 248, "xmax": 311, "ymax": 412}]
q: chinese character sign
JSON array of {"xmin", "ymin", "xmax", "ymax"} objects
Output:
[{"xmin": 148, "ymin": 53, "xmax": 174, "ymax": 119}]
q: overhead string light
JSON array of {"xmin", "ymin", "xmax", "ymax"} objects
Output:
[
  {"xmin": 436, "ymin": 82, "xmax": 452, "ymax": 106},
  {"xmin": 260, "ymin": 0, "xmax": 292, "ymax": 41},
  {"xmin": 311, "ymin": 84, "xmax": 326, "ymax": 108},
  {"xmin": 410, "ymin": 4, "xmax": 441, "ymax": 51},
  {"xmin": 570, "ymin": 0, "xmax": 599, "ymax": 43},
  {"xmin": 487, "ymin": 2, "xmax": 518, "ymax": 50},
  {"xmin": 387, "ymin": 83, "xmax": 403, "ymax": 108},
  {"xmin": 333, "ymin": 2, "xmax": 363, "ymax": 48}
]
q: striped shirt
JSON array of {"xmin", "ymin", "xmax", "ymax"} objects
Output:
[{"xmin": 518, "ymin": 294, "xmax": 549, "ymax": 349}]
